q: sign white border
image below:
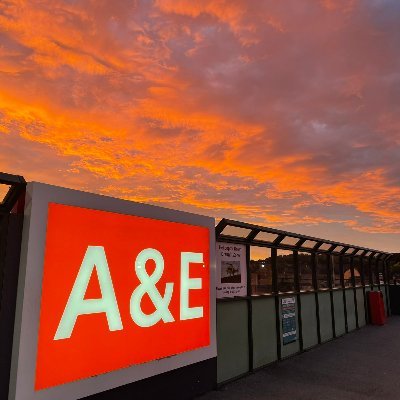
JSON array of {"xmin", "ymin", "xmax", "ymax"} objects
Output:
[{"xmin": 9, "ymin": 182, "xmax": 216, "ymax": 400}]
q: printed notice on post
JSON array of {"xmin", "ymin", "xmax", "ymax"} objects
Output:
[
  {"xmin": 216, "ymin": 242, "xmax": 247, "ymax": 298},
  {"xmin": 281, "ymin": 297, "xmax": 297, "ymax": 345}
]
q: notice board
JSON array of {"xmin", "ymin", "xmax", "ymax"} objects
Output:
[{"xmin": 281, "ymin": 297, "xmax": 297, "ymax": 345}]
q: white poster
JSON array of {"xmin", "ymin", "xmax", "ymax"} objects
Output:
[{"xmin": 216, "ymin": 242, "xmax": 247, "ymax": 298}]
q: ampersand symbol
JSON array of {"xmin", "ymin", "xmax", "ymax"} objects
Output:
[{"xmin": 130, "ymin": 248, "xmax": 174, "ymax": 327}]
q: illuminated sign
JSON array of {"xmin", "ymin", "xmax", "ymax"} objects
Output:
[{"xmin": 10, "ymin": 183, "xmax": 216, "ymax": 400}]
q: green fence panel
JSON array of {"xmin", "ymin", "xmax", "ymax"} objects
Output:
[
  {"xmin": 217, "ymin": 286, "xmax": 373, "ymax": 384},
  {"xmin": 279, "ymin": 296, "xmax": 300, "ymax": 358},
  {"xmin": 381, "ymin": 286, "xmax": 387, "ymax": 316},
  {"xmin": 333, "ymin": 290, "xmax": 345, "ymax": 336},
  {"xmin": 318, "ymin": 291, "xmax": 333, "ymax": 342},
  {"xmin": 217, "ymin": 301, "xmax": 249, "ymax": 383},
  {"xmin": 345, "ymin": 289, "xmax": 356, "ymax": 331},
  {"xmin": 356, "ymin": 288, "xmax": 366, "ymax": 327},
  {"xmin": 365, "ymin": 286, "xmax": 372, "ymax": 322},
  {"xmin": 252, "ymin": 297, "xmax": 277, "ymax": 368},
  {"xmin": 300, "ymin": 293, "xmax": 318, "ymax": 349},
  {"xmin": 385, "ymin": 284, "xmax": 391, "ymax": 316}
]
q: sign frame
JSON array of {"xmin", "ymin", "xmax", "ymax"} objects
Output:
[{"xmin": 9, "ymin": 182, "xmax": 216, "ymax": 400}]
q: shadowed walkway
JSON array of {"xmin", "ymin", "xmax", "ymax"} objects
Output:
[{"xmin": 199, "ymin": 316, "xmax": 400, "ymax": 400}]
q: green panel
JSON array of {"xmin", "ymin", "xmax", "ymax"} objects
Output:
[
  {"xmin": 252, "ymin": 297, "xmax": 277, "ymax": 368},
  {"xmin": 385, "ymin": 285, "xmax": 391, "ymax": 316},
  {"xmin": 333, "ymin": 290, "xmax": 345, "ymax": 336},
  {"xmin": 217, "ymin": 301, "xmax": 249, "ymax": 383},
  {"xmin": 381, "ymin": 286, "xmax": 387, "ymax": 316},
  {"xmin": 279, "ymin": 296, "xmax": 300, "ymax": 358},
  {"xmin": 300, "ymin": 293, "xmax": 318, "ymax": 349},
  {"xmin": 356, "ymin": 288, "xmax": 366, "ymax": 327},
  {"xmin": 345, "ymin": 289, "xmax": 356, "ymax": 331},
  {"xmin": 318, "ymin": 291, "xmax": 333, "ymax": 342},
  {"xmin": 365, "ymin": 286, "xmax": 372, "ymax": 323}
]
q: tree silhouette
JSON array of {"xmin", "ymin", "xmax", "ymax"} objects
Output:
[{"xmin": 226, "ymin": 264, "xmax": 239, "ymax": 277}]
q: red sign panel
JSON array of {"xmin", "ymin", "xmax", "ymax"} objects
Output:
[{"xmin": 35, "ymin": 203, "xmax": 210, "ymax": 390}]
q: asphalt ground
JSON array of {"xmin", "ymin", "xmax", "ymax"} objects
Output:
[{"xmin": 199, "ymin": 316, "xmax": 400, "ymax": 400}]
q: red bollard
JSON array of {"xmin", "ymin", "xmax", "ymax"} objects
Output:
[{"xmin": 368, "ymin": 291, "xmax": 386, "ymax": 325}]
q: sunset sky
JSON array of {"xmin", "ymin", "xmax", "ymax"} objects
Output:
[{"xmin": 0, "ymin": 0, "xmax": 399, "ymax": 252}]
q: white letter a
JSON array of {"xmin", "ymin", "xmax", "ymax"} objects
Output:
[{"xmin": 54, "ymin": 246, "xmax": 123, "ymax": 340}]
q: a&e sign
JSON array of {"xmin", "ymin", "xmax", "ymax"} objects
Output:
[{"xmin": 35, "ymin": 203, "xmax": 210, "ymax": 390}]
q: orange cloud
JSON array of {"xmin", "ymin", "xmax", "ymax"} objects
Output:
[
  {"xmin": 321, "ymin": 0, "xmax": 358, "ymax": 13},
  {"xmin": 0, "ymin": 0, "xmax": 399, "ymax": 251}
]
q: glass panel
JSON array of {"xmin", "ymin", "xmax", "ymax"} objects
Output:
[
  {"xmin": 250, "ymin": 246, "xmax": 272, "ymax": 295},
  {"xmin": 378, "ymin": 260, "xmax": 384, "ymax": 284},
  {"xmin": 353, "ymin": 257, "xmax": 362, "ymax": 286},
  {"xmin": 365, "ymin": 251, "xmax": 372, "ymax": 257},
  {"xmin": 279, "ymin": 236, "xmax": 300, "ymax": 246},
  {"xmin": 222, "ymin": 225, "xmax": 252, "ymax": 238},
  {"xmin": 302, "ymin": 240, "xmax": 317, "ymax": 249},
  {"xmin": 277, "ymin": 249, "xmax": 295, "ymax": 292},
  {"xmin": 343, "ymin": 257, "xmax": 352, "ymax": 287},
  {"xmin": 331, "ymin": 255, "xmax": 341, "ymax": 288},
  {"xmin": 371, "ymin": 259, "xmax": 378, "ymax": 284},
  {"xmin": 334, "ymin": 245, "xmax": 344, "ymax": 253},
  {"xmin": 0, "ymin": 184, "xmax": 11, "ymax": 204},
  {"xmin": 355, "ymin": 249, "xmax": 364, "ymax": 256},
  {"xmin": 254, "ymin": 231, "xmax": 279, "ymax": 243},
  {"xmin": 389, "ymin": 260, "xmax": 400, "ymax": 285},
  {"xmin": 363, "ymin": 257, "xmax": 371, "ymax": 285},
  {"xmin": 345, "ymin": 247, "xmax": 355, "ymax": 254},
  {"xmin": 318, "ymin": 242, "xmax": 332, "ymax": 251},
  {"xmin": 316, "ymin": 253, "xmax": 329, "ymax": 289},
  {"xmin": 298, "ymin": 252, "xmax": 313, "ymax": 291}
]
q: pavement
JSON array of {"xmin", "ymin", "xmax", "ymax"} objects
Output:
[{"xmin": 199, "ymin": 316, "xmax": 400, "ymax": 400}]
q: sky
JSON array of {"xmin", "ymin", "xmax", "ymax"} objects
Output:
[{"xmin": 0, "ymin": 0, "xmax": 399, "ymax": 252}]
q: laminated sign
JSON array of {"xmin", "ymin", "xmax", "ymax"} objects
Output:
[
  {"xmin": 216, "ymin": 242, "xmax": 247, "ymax": 298},
  {"xmin": 281, "ymin": 297, "xmax": 297, "ymax": 345}
]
